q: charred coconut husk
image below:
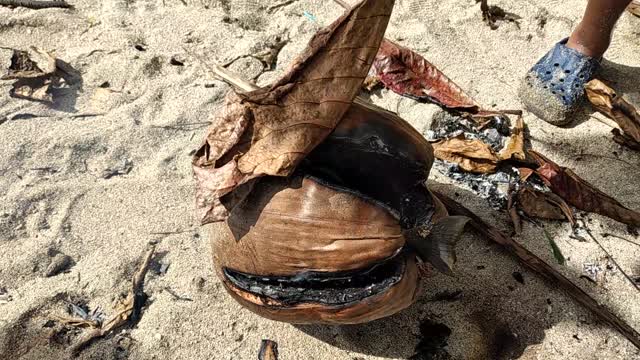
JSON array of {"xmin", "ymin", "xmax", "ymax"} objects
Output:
[
  {"xmin": 212, "ymin": 102, "xmax": 464, "ymax": 324},
  {"xmin": 195, "ymin": 0, "xmax": 468, "ymax": 325}
]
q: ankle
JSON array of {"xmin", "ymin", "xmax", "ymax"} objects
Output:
[{"xmin": 566, "ymin": 22, "xmax": 612, "ymax": 58}]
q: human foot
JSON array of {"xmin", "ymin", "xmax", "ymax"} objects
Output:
[{"xmin": 518, "ymin": 38, "xmax": 600, "ymax": 126}]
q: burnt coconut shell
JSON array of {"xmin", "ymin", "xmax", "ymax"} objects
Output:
[{"xmin": 212, "ymin": 102, "xmax": 453, "ymax": 324}]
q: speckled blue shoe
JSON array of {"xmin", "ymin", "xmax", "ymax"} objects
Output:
[{"xmin": 519, "ymin": 38, "xmax": 601, "ymax": 126}]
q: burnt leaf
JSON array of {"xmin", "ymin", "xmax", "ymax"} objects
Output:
[
  {"xmin": 369, "ymin": 39, "xmax": 480, "ymax": 112},
  {"xmin": 528, "ymin": 150, "xmax": 640, "ymax": 228},
  {"xmin": 192, "ymin": 0, "xmax": 394, "ymax": 224},
  {"xmin": 517, "ymin": 186, "xmax": 575, "ymax": 224},
  {"xmin": 258, "ymin": 339, "xmax": 278, "ymax": 360},
  {"xmin": 586, "ymin": 79, "xmax": 640, "ymax": 149},
  {"xmin": 432, "ymin": 135, "xmax": 499, "ymax": 173}
]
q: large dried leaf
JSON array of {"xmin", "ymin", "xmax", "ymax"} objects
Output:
[
  {"xmin": 369, "ymin": 39, "xmax": 481, "ymax": 112},
  {"xmin": 498, "ymin": 115, "xmax": 525, "ymax": 160},
  {"xmin": 432, "ymin": 135, "xmax": 499, "ymax": 173},
  {"xmin": 192, "ymin": 0, "xmax": 394, "ymax": 224},
  {"xmin": 528, "ymin": 150, "xmax": 640, "ymax": 228},
  {"xmin": 586, "ymin": 79, "xmax": 640, "ymax": 148},
  {"xmin": 517, "ymin": 186, "xmax": 575, "ymax": 224}
]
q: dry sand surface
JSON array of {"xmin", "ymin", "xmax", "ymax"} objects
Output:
[{"xmin": 1, "ymin": 0, "xmax": 640, "ymax": 359}]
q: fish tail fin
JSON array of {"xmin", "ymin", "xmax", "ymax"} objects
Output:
[{"xmin": 406, "ymin": 216, "xmax": 470, "ymax": 276}]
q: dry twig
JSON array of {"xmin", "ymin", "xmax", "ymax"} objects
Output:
[{"xmin": 0, "ymin": 0, "xmax": 72, "ymax": 9}]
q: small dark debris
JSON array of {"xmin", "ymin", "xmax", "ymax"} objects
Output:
[
  {"xmin": 43, "ymin": 320, "xmax": 56, "ymax": 328},
  {"xmin": 103, "ymin": 159, "xmax": 133, "ymax": 179},
  {"xmin": 170, "ymin": 56, "xmax": 185, "ymax": 66},
  {"xmin": 45, "ymin": 253, "xmax": 73, "ymax": 277},
  {"xmin": 99, "ymin": 81, "xmax": 110, "ymax": 88},
  {"xmin": 410, "ymin": 318, "xmax": 452, "ymax": 360},
  {"xmin": 235, "ymin": 334, "xmax": 244, "ymax": 342},
  {"xmin": 580, "ymin": 275, "xmax": 597, "ymax": 284},
  {"xmin": 477, "ymin": 265, "xmax": 485, "ymax": 270},
  {"xmin": 573, "ymin": 334, "xmax": 582, "ymax": 342},
  {"xmin": 159, "ymin": 263, "xmax": 170, "ymax": 275},
  {"xmin": 134, "ymin": 44, "xmax": 147, "ymax": 52},
  {"xmin": 546, "ymin": 298, "xmax": 552, "ymax": 305},
  {"xmin": 429, "ymin": 290, "xmax": 463, "ymax": 302},
  {"xmin": 512, "ymin": 271, "xmax": 524, "ymax": 284}
]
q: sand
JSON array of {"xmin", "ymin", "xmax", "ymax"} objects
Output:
[{"xmin": 1, "ymin": 0, "xmax": 639, "ymax": 359}]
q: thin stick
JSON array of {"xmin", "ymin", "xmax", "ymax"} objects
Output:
[
  {"xmin": 184, "ymin": 47, "xmax": 259, "ymax": 92},
  {"xmin": 433, "ymin": 191, "xmax": 640, "ymax": 349},
  {"xmin": 0, "ymin": 0, "xmax": 73, "ymax": 9}
]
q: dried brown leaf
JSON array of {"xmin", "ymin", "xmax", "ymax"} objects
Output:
[
  {"xmin": 586, "ymin": 79, "xmax": 640, "ymax": 147},
  {"xmin": 1, "ymin": 47, "xmax": 56, "ymax": 80},
  {"xmin": 432, "ymin": 136, "xmax": 499, "ymax": 173},
  {"xmin": 517, "ymin": 187, "xmax": 575, "ymax": 224},
  {"xmin": 369, "ymin": 39, "xmax": 481, "ymax": 111},
  {"xmin": 258, "ymin": 339, "xmax": 279, "ymax": 360},
  {"xmin": 498, "ymin": 115, "xmax": 525, "ymax": 161},
  {"xmin": 192, "ymin": 0, "xmax": 394, "ymax": 224},
  {"xmin": 507, "ymin": 186, "xmax": 522, "ymax": 235},
  {"xmin": 518, "ymin": 167, "xmax": 534, "ymax": 182},
  {"xmin": 529, "ymin": 150, "xmax": 640, "ymax": 228}
]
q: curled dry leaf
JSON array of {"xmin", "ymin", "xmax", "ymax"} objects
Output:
[
  {"xmin": 432, "ymin": 135, "xmax": 499, "ymax": 173},
  {"xmin": 1, "ymin": 47, "xmax": 63, "ymax": 103},
  {"xmin": 192, "ymin": 0, "xmax": 394, "ymax": 224},
  {"xmin": 498, "ymin": 115, "xmax": 525, "ymax": 161},
  {"xmin": 586, "ymin": 79, "xmax": 640, "ymax": 149},
  {"xmin": 369, "ymin": 39, "xmax": 481, "ymax": 112},
  {"xmin": 258, "ymin": 339, "xmax": 279, "ymax": 360},
  {"xmin": 517, "ymin": 186, "xmax": 575, "ymax": 225},
  {"xmin": 528, "ymin": 150, "xmax": 640, "ymax": 228}
]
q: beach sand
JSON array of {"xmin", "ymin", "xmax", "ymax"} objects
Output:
[{"xmin": 1, "ymin": 0, "xmax": 639, "ymax": 359}]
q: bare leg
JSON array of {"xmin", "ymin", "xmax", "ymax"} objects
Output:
[{"xmin": 567, "ymin": 0, "xmax": 633, "ymax": 57}]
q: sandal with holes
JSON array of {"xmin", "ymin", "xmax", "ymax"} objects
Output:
[{"xmin": 519, "ymin": 38, "xmax": 601, "ymax": 126}]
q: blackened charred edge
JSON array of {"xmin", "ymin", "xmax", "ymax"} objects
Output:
[
  {"xmin": 223, "ymin": 253, "xmax": 407, "ymax": 306},
  {"xmin": 304, "ymin": 173, "xmax": 401, "ymax": 219}
]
